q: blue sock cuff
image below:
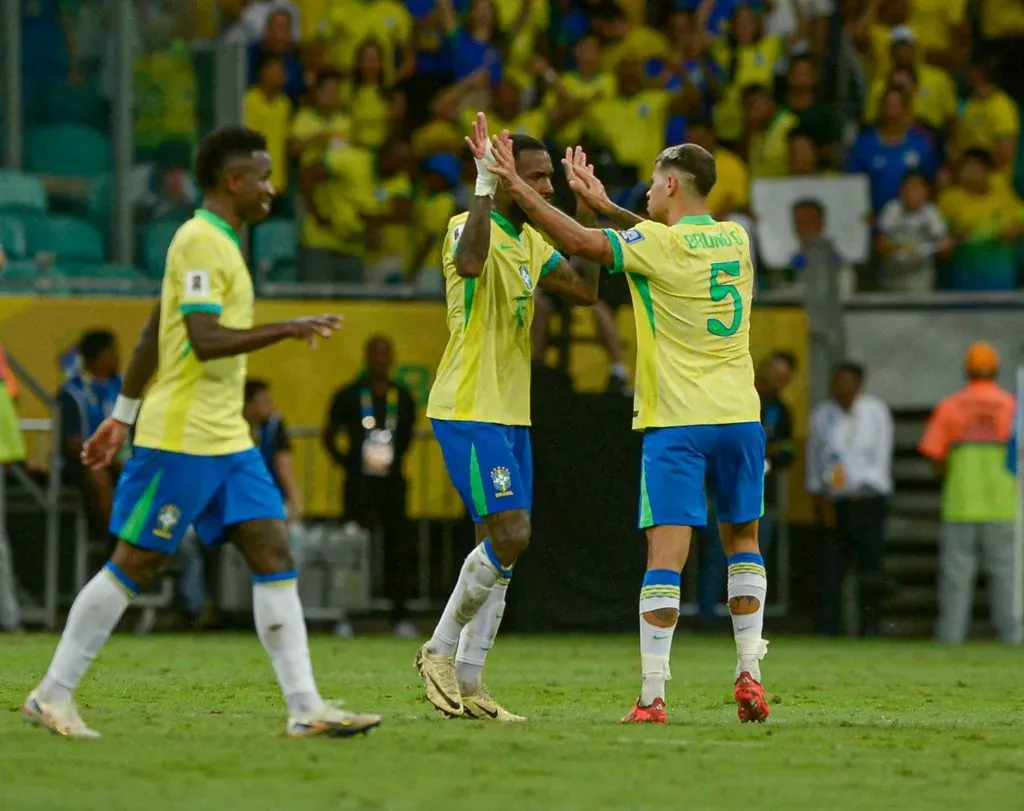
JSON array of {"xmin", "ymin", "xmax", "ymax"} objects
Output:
[
  {"xmin": 482, "ymin": 540, "xmax": 514, "ymax": 580},
  {"xmin": 252, "ymin": 569, "xmax": 298, "ymax": 585},
  {"xmin": 642, "ymin": 568, "xmax": 681, "ymax": 588},
  {"xmin": 728, "ymin": 553, "xmax": 764, "ymax": 566},
  {"xmin": 104, "ymin": 561, "xmax": 140, "ymax": 597}
]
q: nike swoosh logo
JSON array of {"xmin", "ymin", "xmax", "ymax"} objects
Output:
[
  {"xmin": 653, "ymin": 634, "xmax": 672, "ymax": 640},
  {"xmin": 477, "ymin": 705, "xmax": 498, "ymax": 719},
  {"xmin": 425, "ymin": 672, "xmax": 461, "ymax": 711},
  {"xmin": 499, "ymin": 244, "xmax": 513, "ymax": 250}
]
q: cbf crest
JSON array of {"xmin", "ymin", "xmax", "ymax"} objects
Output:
[
  {"xmin": 518, "ymin": 265, "xmax": 533, "ymax": 291},
  {"xmin": 153, "ymin": 504, "xmax": 181, "ymax": 539},
  {"xmin": 491, "ymin": 466, "xmax": 513, "ymax": 497}
]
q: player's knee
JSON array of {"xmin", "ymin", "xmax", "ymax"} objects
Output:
[
  {"xmin": 643, "ymin": 607, "xmax": 679, "ymax": 628},
  {"xmin": 109, "ymin": 540, "xmax": 168, "ymax": 589},
  {"xmin": 490, "ymin": 512, "xmax": 531, "ymax": 562}
]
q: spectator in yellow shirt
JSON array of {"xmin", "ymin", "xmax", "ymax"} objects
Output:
[
  {"xmin": 592, "ymin": 0, "xmax": 669, "ymax": 71},
  {"xmin": 408, "ymin": 154, "xmax": 459, "ymax": 297},
  {"xmin": 743, "ymin": 84, "xmax": 799, "ymax": 178},
  {"xmin": 711, "ymin": 4, "xmax": 787, "ymax": 142},
  {"xmin": 953, "ymin": 61, "xmax": 1020, "ymax": 185},
  {"xmin": 348, "ymin": 40, "xmax": 406, "ymax": 150},
  {"xmin": 907, "ymin": 0, "xmax": 969, "ymax": 71},
  {"xmin": 864, "ymin": 28, "xmax": 957, "ymax": 135},
  {"xmin": 687, "ymin": 116, "xmax": 750, "ymax": 218},
  {"xmin": 434, "ymin": 76, "xmax": 547, "ymax": 141},
  {"xmin": 852, "ymin": 0, "xmax": 911, "ymax": 82},
  {"xmin": 243, "ymin": 54, "xmax": 294, "ymax": 194},
  {"xmin": 366, "ymin": 139, "xmax": 415, "ymax": 286},
  {"xmin": 538, "ymin": 34, "xmax": 616, "ymax": 149},
  {"xmin": 289, "ymin": 68, "xmax": 352, "ymax": 167},
  {"xmin": 320, "ymin": 0, "xmax": 416, "ymax": 85}
]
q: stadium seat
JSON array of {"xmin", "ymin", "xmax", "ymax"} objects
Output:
[
  {"xmin": 39, "ymin": 82, "xmax": 107, "ymax": 130},
  {"xmin": 0, "ymin": 170, "xmax": 47, "ymax": 212},
  {"xmin": 24, "ymin": 124, "xmax": 111, "ymax": 177},
  {"xmin": 0, "ymin": 216, "xmax": 28, "ymax": 259},
  {"xmin": 141, "ymin": 217, "xmax": 186, "ymax": 276},
  {"xmin": 252, "ymin": 219, "xmax": 298, "ymax": 277},
  {"xmin": 25, "ymin": 215, "xmax": 105, "ymax": 262},
  {"xmin": 0, "ymin": 259, "xmax": 69, "ymax": 292}
]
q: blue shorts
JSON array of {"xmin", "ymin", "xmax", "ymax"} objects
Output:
[
  {"xmin": 640, "ymin": 422, "xmax": 766, "ymax": 529},
  {"xmin": 110, "ymin": 447, "xmax": 287, "ymax": 554},
  {"xmin": 431, "ymin": 419, "xmax": 532, "ymax": 523}
]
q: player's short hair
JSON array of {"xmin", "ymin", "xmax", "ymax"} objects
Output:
[
  {"xmin": 833, "ymin": 361, "xmax": 865, "ymax": 383},
  {"xmin": 510, "ymin": 134, "xmax": 548, "ymax": 159},
  {"xmin": 770, "ymin": 350, "xmax": 798, "ymax": 371},
  {"xmin": 79, "ymin": 329, "xmax": 116, "ymax": 361},
  {"xmin": 792, "ymin": 197, "xmax": 825, "ymax": 218},
  {"xmin": 655, "ymin": 143, "xmax": 717, "ymax": 198},
  {"xmin": 962, "ymin": 147, "xmax": 994, "ymax": 168},
  {"xmin": 245, "ymin": 378, "xmax": 270, "ymax": 403},
  {"xmin": 194, "ymin": 126, "xmax": 267, "ymax": 191}
]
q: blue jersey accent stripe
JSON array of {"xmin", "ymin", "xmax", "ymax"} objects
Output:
[
  {"xmin": 253, "ymin": 569, "xmax": 298, "ymax": 584},
  {"xmin": 728, "ymin": 552, "xmax": 765, "ymax": 566},
  {"xmin": 104, "ymin": 561, "xmax": 140, "ymax": 596},
  {"xmin": 642, "ymin": 568, "xmax": 681, "ymax": 587},
  {"xmin": 539, "ymin": 251, "xmax": 563, "ymax": 279},
  {"xmin": 180, "ymin": 303, "xmax": 223, "ymax": 316}
]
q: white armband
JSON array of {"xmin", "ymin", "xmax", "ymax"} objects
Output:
[{"xmin": 111, "ymin": 395, "xmax": 142, "ymax": 425}]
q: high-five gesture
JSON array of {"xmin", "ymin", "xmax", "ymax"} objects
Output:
[
  {"xmin": 467, "ymin": 112, "xmax": 500, "ymax": 198},
  {"xmin": 562, "ymin": 147, "xmax": 612, "ymax": 217},
  {"xmin": 487, "ymin": 131, "xmax": 522, "ymax": 191}
]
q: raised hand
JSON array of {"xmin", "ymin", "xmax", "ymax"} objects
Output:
[
  {"xmin": 487, "ymin": 131, "xmax": 521, "ymax": 187},
  {"xmin": 465, "ymin": 111, "xmax": 491, "ymax": 161},
  {"xmin": 82, "ymin": 418, "xmax": 129, "ymax": 471},
  {"xmin": 287, "ymin": 314, "xmax": 343, "ymax": 348},
  {"xmin": 562, "ymin": 146, "xmax": 610, "ymax": 214},
  {"xmin": 467, "ymin": 112, "xmax": 500, "ymax": 197}
]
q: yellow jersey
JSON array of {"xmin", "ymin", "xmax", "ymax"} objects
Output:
[
  {"xmin": 348, "ymin": 84, "xmax": 393, "ymax": 149},
  {"xmin": 591, "ymin": 90, "xmax": 672, "ymax": 179},
  {"xmin": 300, "ymin": 143, "xmax": 378, "ymax": 255},
  {"xmin": 707, "ymin": 147, "xmax": 750, "ymax": 217},
  {"xmin": 372, "ymin": 172, "xmax": 413, "ymax": 261},
  {"xmin": 865, "ymin": 65, "xmax": 957, "ymax": 130},
  {"xmin": 321, "ymin": 0, "xmax": 412, "ymax": 85},
  {"xmin": 544, "ymin": 71, "xmax": 616, "ymax": 146},
  {"xmin": 981, "ymin": 0, "xmax": 1024, "ymax": 38},
  {"xmin": 242, "ymin": 88, "xmax": 292, "ymax": 190},
  {"xmin": 749, "ymin": 110, "xmax": 799, "ymax": 178},
  {"xmin": 909, "ymin": 0, "xmax": 966, "ymax": 54},
  {"xmin": 427, "ymin": 211, "xmax": 562, "ymax": 426},
  {"xmin": 956, "ymin": 90, "xmax": 1021, "ymax": 154},
  {"xmin": 135, "ymin": 211, "xmax": 253, "ymax": 456},
  {"xmin": 603, "ymin": 216, "xmax": 759, "ymax": 430}
]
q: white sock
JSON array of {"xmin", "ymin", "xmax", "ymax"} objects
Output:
[
  {"xmin": 456, "ymin": 573, "xmax": 510, "ymax": 693},
  {"xmin": 727, "ymin": 553, "xmax": 769, "ymax": 681},
  {"xmin": 253, "ymin": 574, "xmax": 322, "ymax": 717},
  {"xmin": 37, "ymin": 564, "xmax": 135, "ymax": 703},
  {"xmin": 638, "ymin": 569, "xmax": 681, "ymax": 706},
  {"xmin": 428, "ymin": 542, "xmax": 505, "ymax": 657}
]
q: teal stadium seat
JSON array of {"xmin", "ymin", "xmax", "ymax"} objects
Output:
[
  {"xmin": 0, "ymin": 170, "xmax": 47, "ymax": 212},
  {"xmin": 252, "ymin": 219, "xmax": 298, "ymax": 281},
  {"xmin": 0, "ymin": 216, "xmax": 28, "ymax": 259},
  {"xmin": 142, "ymin": 218, "xmax": 186, "ymax": 276},
  {"xmin": 25, "ymin": 125, "xmax": 111, "ymax": 177},
  {"xmin": 0, "ymin": 260, "xmax": 69, "ymax": 293},
  {"xmin": 25, "ymin": 215, "xmax": 105, "ymax": 262},
  {"xmin": 39, "ymin": 82, "xmax": 108, "ymax": 130}
]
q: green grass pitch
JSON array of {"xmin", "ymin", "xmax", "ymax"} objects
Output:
[{"xmin": 2, "ymin": 633, "xmax": 1022, "ymax": 811}]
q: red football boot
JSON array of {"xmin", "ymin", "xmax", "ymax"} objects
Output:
[
  {"xmin": 620, "ymin": 697, "xmax": 667, "ymax": 724},
  {"xmin": 734, "ymin": 672, "xmax": 770, "ymax": 723}
]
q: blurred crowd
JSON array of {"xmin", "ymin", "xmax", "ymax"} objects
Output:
[{"xmin": 9, "ymin": 0, "xmax": 1024, "ymax": 294}]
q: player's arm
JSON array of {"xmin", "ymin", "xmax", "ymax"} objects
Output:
[
  {"xmin": 454, "ymin": 113, "xmax": 498, "ymax": 278},
  {"xmin": 488, "ymin": 136, "xmax": 614, "ymax": 266},
  {"xmin": 559, "ymin": 150, "xmax": 644, "ymax": 230}
]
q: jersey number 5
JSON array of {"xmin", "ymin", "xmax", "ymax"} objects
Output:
[{"xmin": 707, "ymin": 260, "xmax": 743, "ymax": 337}]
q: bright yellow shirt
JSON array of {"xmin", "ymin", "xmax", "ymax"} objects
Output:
[
  {"xmin": 956, "ymin": 90, "xmax": 1021, "ymax": 155},
  {"xmin": 496, "ymin": 0, "xmax": 550, "ymax": 87},
  {"xmin": 601, "ymin": 26, "xmax": 669, "ymax": 71},
  {"xmin": 909, "ymin": 0, "xmax": 966, "ymax": 54},
  {"xmin": 590, "ymin": 90, "xmax": 672, "ymax": 179},
  {"xmin": 348, "ymin": 84, "xmax": 393, "ymax": 149},
  {"xmin": 135, "ymin": 211, "xmax": 254, "ymax": 455},
  {"xmin": 938, "ymin": 186, "xmax": 1024, "ymax": 240},
  {"xmin": 409, "ymin": 190, "xmax": 457, "ymax": 274},
  {"xmin": 295, "ymin": 0, "xmax": 328, "ymax": 41},
  {"xmin": 544, "ymin": 72, "xmax": 616, "ymax": 146},
  {"xmin": 864, "ymin": 65, "xmax": 958, "ymax": 130},
  {"xmin": 372, "ymin": 173, "xmax": 413, "ymax": 261},
  {"xmin": 749, "ymin": 110, "xmax": 799, "ymax": 178},
  {"xmin": 603, "ymin": 215, "xmax": 759, "ymax": 430},
  {"xmin": 300, "ymin": 144, "xmax": 378, "ymax": 255},
  {"xmin": 242, "ymin": 88, "xmax": 292, "ymax": 191},
  {"xmin": 321, "ymin": 0, "xmax": 412, "ymax": 85},
  {"xmin": 712, "ymin": 35, "xmax": 785, "ymax": 90},
  {"xmin": 290, "ymin": 107, "xmax": 353, "ymax": 166},
  {"xmin": 707, "ymin": 147, "xmax": 750, "ymax": 217},
  {"xmin": 981, "ymin": 0, "xmax": 1024, "ymax": 38},
  {"xmin": 427, "ymin": 211, "xmax": 562, "ymax": 426}
]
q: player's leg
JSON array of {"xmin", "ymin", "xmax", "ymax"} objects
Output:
[
  {"xmin": 25, "ymin": 448, "xmax": 201, "ymax": 738},
  {"xmin": 215, "ymin": 449, "xmax": 380, "ymax": 737},
  {"xmin": 712, "ymin": 423, "xmax": 771, "ymax": 723},
  {"xmin": 456, "ymin": 426, "xmax": 532, "ymax": 721},
  {"xmin": 622, "ymin": 427, "xmax": 707, "ymax": 725},
  {"xmin": 418, "ymin": 420, "xmax": 527, "ymax": 716}
]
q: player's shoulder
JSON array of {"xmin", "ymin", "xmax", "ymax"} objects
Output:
[{"xmin": 609, "ymin": 219, "xmax": 667, "ymax": 245}]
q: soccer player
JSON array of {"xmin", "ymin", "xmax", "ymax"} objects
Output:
[
  {"xmin": 414, "ymin": 114, "xmax": 601, "ymax": 720},
  {"xmin": 22, "ymin": 127, "xmax": 381, "ymax": 739},
  {"xmin": 487, "ymin": 135, "xmax": 771, "ymax": 724}
]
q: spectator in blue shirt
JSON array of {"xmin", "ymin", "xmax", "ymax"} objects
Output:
[
  {"xmin": 677, "ymin": 0, "xmax": 763, "ymax": 36},
  {"xmin": 58, "ymin": 330, "xmax": 122, "ymax": 530},
  {"xmin": 247, "ymin": 8, "xmax": 307, "ymax": 102},
  {"xmin": 845, "ymin": 86, "xmax": 937, "ymax": 212},
  {"xmin": 440, "ymin": 0, "xmax": 503, "ymax": 87}
]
